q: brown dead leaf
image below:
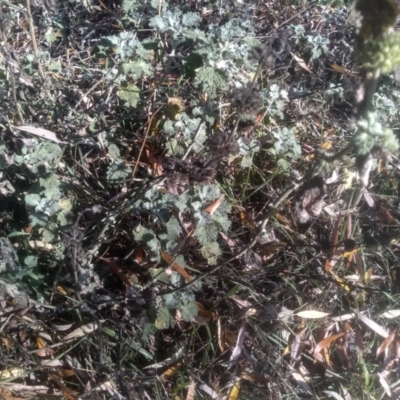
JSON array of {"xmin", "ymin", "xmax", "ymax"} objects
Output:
[
  {"xmin": 165, "ymin": 97, "xmax": 185, "ymax": 120},
  {"xmin": 377, "ymin": 329, "xmax": 397, "ymax": 358},
  {"xmin": 219, "ymin": 232, "xmax": 237, "ymax": 253},
  {"xmin": 56, "ymin": 285, "xmax": 68, "ymax": 295},
  {"xmin": 198, "ymin": 309, "xmax": 217, "ymax": 320},
  {"xmin": 0, "ymin": 388, "xmax": 24, "ymax": 400},
  {"xmin": 313, "ymin": 333, "xmax": 345, "ymax": 362},
  {"xmin": 204, "ymin": 195, "xmax": 225, "ymax": 215},
  {"xmin": 161, "ymin": 252, "xmax": 192, "ymax": 282},
  {"xmin": 36, "ymin": 336, "xmax": 53, "ymax": 357},
  {"xmin": 380, "ymin": 205, "xmax": 396, "ymax": 224},
  {"xmin": 132, "ymin": 246, "xmax": 146, "ymax": 264},
  {"xmin": 239, "ymin": 210, "xmax": 257, "ymax": 231},
  {"xmin": 101, "ymin": 258, "xmax": 132, "ymax": 287},
  {"xmin": 50, "ymin": 377, "xmax": 78, "ymax": 400},
  {"xmin": 61, "ymin": 369, "xmax": 76, "ymax": 378},
  {"xmin": 146, "ymin": 150, "xmax": 163, "ymax": 176},
  {"xmin": 291, "ymin": 53, "xmax": 311, "ymax": 72},
  {"xmin": 224, "ymin": 330, "xmax": 237, "ymax": 347},
  {"xmin": 331, "ymin": 63, "xmax": 353, "ymax": 74},
  {"xmin": 161, "ymin": 362, "xmax": 182, "ymax": 380}
]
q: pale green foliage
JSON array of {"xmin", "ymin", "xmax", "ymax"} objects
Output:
[
  {"xmin": 24, "ymin": 255, "xmax": 38, "ymax": 268},
  {"xmin": 292, "ymin": 24, "xmax": 330, "ymax": 60},
  {"xmin": 122, "ymin": 60, "xmax": 153, "ymax": 80},
  {"xmin": 117, "ymin": 84, "xmax": 140, "ymax": 107},
  {"xmin": 107, "ymin": 32, "xmax": 152, "ymax": 62},
  {"xmin": 360, "ymin": 32, "xmax": 400, "ymax": 73},
  {"xmin": 123, "ymin": 0, "xmax": 165, "ymax": 25},
  {"xmin": 15, "ymin": 141, "xmax": 62, "ymax": 174},
  {"xmin": 353, "ymin": 112, "xmax": 399, "ymax": 155},
  {"xmin": 164, "ymin": 114, "xmax": 206, "ymax": 155},
  {"xmin": 14, "ymin": 140, "xmax": 72, "ymax": 243},
  {"xmin": 268, "ymin": 127, "xmax": 302, "ymax": 170},
  {"xmin": 107, "ymin": 143, "xmax": 121, "ymax": 161},
  {"xmin": 181, "ymin": 301, "xmax": 198, "ymax": 321},
  {"xmin": 155, "ymin": 281, "xmax": 198, "ymax": 329},
  {"xmin": 132, "ymin": 183, "xmax": 230, "ymax": 266},
  {"xmin": 48, "ymin": 61, "xmax": 61, "ymax": 72},
  {"xmin": 263, "ymin": 84, "xmax": 289, "ymax": 119},
  {"xmin": 149, "ymin": 9, "xmax": 201, "ymax": 36},
  {"xmin": 195, "ymin": 67, "xmax": 229, "ymax": 99},
  {"xmin": 155, "ymin": 307, "xmax": 172, "ymax": 329},
  {"xmin": 107, "ymin": 161, "xmax": 131, "ymax": 185},
  {"xmin": 373, "ymin": 85, "xmax": 400, "ymax": 122},
  {"xmin": 231, "ymin": 138, "xmax": 259, "ymax": 169}
]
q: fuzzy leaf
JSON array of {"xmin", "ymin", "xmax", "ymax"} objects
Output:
[
  {"xmin": 196, "ymin": 66, "xmax": 228, "ymax": 98},
  {"xmin": 155, "ymin": 307, "xmax": 171, "ymax": 330},
  {"xmin": 181, "ymin": 302, "xmax": 198, "ymax": 322},
  {"xmin": 118, "ymin": 84, "xmax": 140, "ymax": 107}
]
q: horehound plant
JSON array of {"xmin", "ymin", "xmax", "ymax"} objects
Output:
[{"xmin": 164, "ymin": 0, "xmax": 400, "ymax": 295}]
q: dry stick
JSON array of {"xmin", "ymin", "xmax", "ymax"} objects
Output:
[
  {"xmin": 131, "ymin": 105, "xmax": 162, "ymax": 179},
  {"xmin": 182, "ymin": 119, "xmax": 205, "ymax": 160},
  {"xmin": 73, "ymin": 72, "xmax": 115, "ymax": 111},
  {"xmin": 25, "ymin": 0, "xmax": 46, "ymax": 82},
  {"xmin": 8, "ymin": 66, "xmax": 24, "ymax": 124},
  {"xmin": 351, "ymin": 69, "xmax": 381, "ymax": 208}
]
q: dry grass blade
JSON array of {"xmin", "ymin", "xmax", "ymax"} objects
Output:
[
  {"xmin": 295, "ymin": 310, "xmax": 330, "ymax": 319},
  {"xmin": 357, "ymin": 313, "xmax": 388, "ymax": 338},
  {"xmin": 380, "ymin": 310, "xmax": 400, "ymax": 318},
  {"xmin": 15, "ymin": 126, "xmax": 66, "ymax": 143},
  {"xmin": 63, "ymin": 321, "xmax": 103, "ymax": 341},
  {"xmin": 229, "ymin": 324, "xmax": 246, "ymax": 364},
  {"xmin": 186, "ymin": 379, "xmax": 196, "ymax": 400},
  {"xmin": 198, "ymin": 383, "xmax": 221, "ymax": 399}
]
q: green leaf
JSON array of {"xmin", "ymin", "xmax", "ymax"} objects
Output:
[
  {"xmin": 107, "ymin": 143, "xmax": 121, "ymax": 160},
  {"xmin": 181, "ymin": 301, "xmax": 198, "ymax": 322},
  {"xmin": 107, "ymin": 161, "xmax": 131, "ymax": 184},
  {"xmin": 118, "ymin": 84, "xmax": 140, "ymax": 107},
  {"xmin": 163, "ymin": 293, "xmax": 180, "ymax": 309},
  {"xmin": 25, "ymin": 193, "xmax": 40, "ymax": 207},
  {"xmin": 195, "ymin": 66, "xmax": 228, "ymax": 98},
  {"xmin": 200, "ymin": 242, "xmax": 221, "ymax": 265},
  {"xmin": 24, "ymin": 255, "xmax": 38, "ymax": 268},
  {"xmin": 155, "ymin": 307, "xmax": 171, "ymax": 330},
  {"xmin": 122, "ymin": 60, "xmax": 153, "ymax": 80}
]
